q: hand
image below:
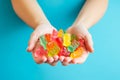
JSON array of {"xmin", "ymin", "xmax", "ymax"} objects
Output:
[
  {"xmin": 60, "ymin": 24, "xmax": 94, "ymax": 66},
  {"xmin": 27, "ymin": 23, "xmax": 59, "ymax": 66}
]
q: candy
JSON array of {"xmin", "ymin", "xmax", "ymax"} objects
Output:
[
  {"xmin": 47, "ymin": 42, "xmax": 60, "ymax": 57},
  {"xmin": 63, "ymin": 33, "xmax": 71, "ymax": 47},
  {"xmin": 67, "ymin": 45, "xmax": 75, "ymax": 52},
  {"xmin": 47, "ymin": 41, "xmax": 55, "ymax": 51},
  {"xmin": 55, "ymin": 37, "xmax": 63, "ymax": 48},
  {"xmin": 34, "ymin": 46, "xmax": 47, "ymax": 57},
  {"xmin": 57, "ymin": 29, "xmax": 64, "ymax": 38},
  {"xmin": 37, "ymin": 29, "xmax": 84, "ymax": 59},
  {"xmin": 39, "ymin": 35, "xmax": 47, "ymax": 50},
  {"xmin": 70, "ymin": 47, "xmax": 83, "ymax": 58},
  {"xmin": 52, "ymin": 29, "xmax": 58, "ymax": 40},
  {"xmin": 58, "ymin": 47, "xmax": 70, "ymax": 57},
  {"xmin": 45, "ymin": 34, "xmax": 52, "ymax": 42},
  {"xmin": 79, "ymin": 39, "xmax": 85, "ymax": 47},
  {"xmin": 72, "ymin": 40, "xmax": 80, "ymax": 49},
  {"xmin": 67, "ymin": 40, "xmax": 80, "ymax": 52}
]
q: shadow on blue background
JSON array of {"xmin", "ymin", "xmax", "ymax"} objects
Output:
[{"xmin": 0, "ymin": 0, "xmax": 120, "ymax": 80}]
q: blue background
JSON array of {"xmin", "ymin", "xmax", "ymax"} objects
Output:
[{"xmin": 0, "ymin": 0, "xmax": 120, "ymax": 80}]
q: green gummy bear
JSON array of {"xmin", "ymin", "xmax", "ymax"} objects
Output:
[
  {"xmin": 68, "ymin": 40, "xmax": 80, "ymax": 52},
  {"xmin": 67, "ymin": 45, "xmax": 75, "ymax": 52},
  {"xmin": 39, "ymin": 35, "xmax": 47, "ymax": 50}
]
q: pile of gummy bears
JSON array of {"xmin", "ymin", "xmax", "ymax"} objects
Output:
[{"xmin": 35, "ymin": 29, "xmax": 85, "ymax": 59}]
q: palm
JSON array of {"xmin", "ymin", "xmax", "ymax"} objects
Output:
[
  {"xmin": 60, "ymin": 25, "xmax": 92, "ymax": 65},
  {"xmin": 70, "ymin": 46, "xmax": 89, "ymax": 64},
  {"xmin": 32, "ymin": 40, "xmax": 47, "ymax": 64},
  {"xmin": 28, "ymin": 24, "xmax": 58, "ymax": 65}
]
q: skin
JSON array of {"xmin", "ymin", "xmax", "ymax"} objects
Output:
[{"xmin": 11, "ymin": 0, "xmax": 108, "ymax": 66}]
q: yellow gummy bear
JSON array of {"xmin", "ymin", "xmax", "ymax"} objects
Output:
[
  {"xmin": 70, "ymin": 47, "xmax": 83, "ymax": 58},
  {"xmin": 63, "ymin": 33, "xmax": 71, "ymax": 47},
  {"xmin": 58, "ymin": 29, "xmax": 64, "ymax": 38},
  {"xmin": 47, "ymin": 42, "xmax": 60, "ymax": 57}
]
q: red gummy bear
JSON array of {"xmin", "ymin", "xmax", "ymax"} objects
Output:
[
  {"xmin": 52, "ymin": 29, "xmax": 58, "ymax": 40},
  {"xmin": 34, "ymin": 46, "xmax": 47, "ymax": 57},
  {"xmin": 58, "ymin": 47, "xmax": 70, "ymax": 57},
  {"xmin": 55, "ymin": 37, "xmax": 63, "ymax": 48},
  {"xmin": 79, "ymin": 39, "xmax": 85, "ymax": 47}
]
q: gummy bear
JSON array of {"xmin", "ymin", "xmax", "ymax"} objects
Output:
[
  {"xmin": 78, "ymin": 39, "xmax": 85, "ymax": 47},
  {"xmin": 45, "ymin": 34, "xmax": 52, "ymax": 42},
  {"xmin": 70, "ymin": 47, "xmax": 83, "ymax": 58},
  {"xmin": 34, "ymin": 46, "xmax": 47, "ymax": 58},
  {"xmin": 39, "ymin": 35, "xmax": 47, "ymax": 50},
  {"xmin": 67, "ymin": 39, "xmax": 80, "ymax": 52},
  {"xmin": 63, "ymin": 33, "xmax": 71, "ymax": 47},
  {"xmin": 72, "ymin": 40, "xmax": 80, "ymax": 48},
  {"xmin": 58, "ymin": 47, "xmax": 70, "ymax": 57},
  {"xmin": 47, "ymin": 41, "xmax": 60, "ymax": 57},
  {"xmin": 67, "ymin": 45, "xmax": 75, "ymax": 52},
  {"xmin": 52, "ymin": 29, "xmax": 58, "ymax": 40},
  {"xmin": 55, "ymin": 37, "xmax": 63, "ymax": 48},
  {"xmin": 46, "ymin": 41, "xmax": 55, "ymax": 51},
  {"xmin": 57, "ymin": 29, "xmax": 64, "ymax": 38}
]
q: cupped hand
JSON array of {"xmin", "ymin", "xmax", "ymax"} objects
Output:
[
  {"xmin": 27, "ymin": 23, "xmax": 59, "ymax": 66},
  {"xmin": 60, "ymin": 24, "xmax": 94, "ymax": 66}
]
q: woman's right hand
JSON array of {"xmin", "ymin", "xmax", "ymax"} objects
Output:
[{"xmin": 27, "ymin": 23, "xmax": 59, "ymax": 66}]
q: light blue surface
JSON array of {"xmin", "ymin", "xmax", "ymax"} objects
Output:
[{"xmin": 0, "ymin": 0, "xmax": 120, "ymax": 80}]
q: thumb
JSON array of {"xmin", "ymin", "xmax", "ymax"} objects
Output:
[
  {"xmin": 27, "ymin": 25, "xmax": 56, "ymax": 52},
  {"xmin": 27, "ymin": 32, "xmax": 39, "ymax": 52},
  {"xmin": 84, "ymin": 33, "xmax": 94, "ymax": 53}
]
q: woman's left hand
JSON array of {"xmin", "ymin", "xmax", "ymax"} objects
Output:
[{"xmin": 60, "ymin": 24, "xmax": 94, "ymax": 66}]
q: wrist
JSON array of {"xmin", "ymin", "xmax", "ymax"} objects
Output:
[
  {"xmin": 33, "ymin": 21, "xmax": 51, "ymax": 30},
  {"xmin": 72, "ymin": 22, "xmax": 85, "ymax": 29},
  {"xmin": 72, "ymin": 21, "xmax": 89, "ymax": 30}
]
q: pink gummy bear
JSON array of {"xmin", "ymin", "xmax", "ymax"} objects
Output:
[
  {"xmin": 58, "ymin": 47, "xmax": 70, "ymax": 57},
  {"xmin": 52, "ymin": 29, "xmax": 58, "ymax": 40},
  {"xmin": 34, "ymin": 46, "xmax": 47, "ymax": 57}
]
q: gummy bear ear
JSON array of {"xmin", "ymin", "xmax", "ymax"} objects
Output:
[
  {"xmin": 57, "ymin": 29, "xmax": 64, "ymax": 38},
  {"xmin": 39, "ymin": 35, "xmax": 47, "ymax": 50},
  {"xmin": 52, "ymin": 29, "xmax": 58, "ymax": 35}
]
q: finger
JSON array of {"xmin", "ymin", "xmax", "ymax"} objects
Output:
[
  {"xmin": 84, "ymin": 34, "xmax": 94, "ymax": 53},
  {"xmin": 33, "ymin": 56, "xmax": 47, "ymax": 64},
  {"xmin": 32, "ymin": 47, "xmax": 47, "ymax": 64},
  {"xmin": 63, "ymin": 57, "xmax": 72, "ymax": 63},
  {"xmin": 62, "ymin": 62, "xmax": 68, "ymax": 66},
  {"xmin": 27, "ymin": 32, "xmax": 39, "ymax": 52},
  {"xmin": 50, "ymin": 62, "xmax": 57, "ymax": 66},
  {"xmin": 47, "ymin": 57, "xmax": 54, "ymax": 63},
  {"xmin": 50, "ymin": 60, "xmax": 59, "ymax": 66},
  {"xmin": 53, "ymin": 55, "xmax": 59, "ymax": 61},
  {"xmin": 71, "ymin": 52, "xmax": 89, "ymax": 64},
  {"xmin": 48, "ymin": 55, "xmax": 59, "ymax": 66},
  {"xmin": 59, "ymin": 56, "xmax": 65, "ymax": 62},
  {"xmin": 62, "ymin": 57, "xmax": 72, "ymax": 66}
]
